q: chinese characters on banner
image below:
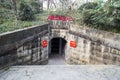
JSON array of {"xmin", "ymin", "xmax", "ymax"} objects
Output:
[{"xmin": 47, "ymin": 15, "xmax": 73, "ymax": 21}]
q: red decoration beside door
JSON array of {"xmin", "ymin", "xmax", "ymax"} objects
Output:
[
  {"xmin": 70, "ymin": 41, "xmax": 77, "ymax": 48},
  {"xmin": 42, "ymin": 40, "xmax": 48, "ymax": 48}
]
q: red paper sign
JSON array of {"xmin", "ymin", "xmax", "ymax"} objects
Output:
[
  {"xmin": 42, "ymin": 40, "xmax": 48, "ymax": 48},
  {"xmin": 70, "ymin": 41, "xmax": 77, "ymax": 48}
]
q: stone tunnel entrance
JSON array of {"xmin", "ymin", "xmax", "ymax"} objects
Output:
[{"xmin": 48, "ymin": 37, "xmax": 67, "ymax": 65}]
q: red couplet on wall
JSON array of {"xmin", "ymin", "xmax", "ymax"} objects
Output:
[
  {"xmin": 42, "ymin": 40, "xmax": 48, "ymax": 48},
  {"xmin": 70, "ymin": 41, "xmax": 77, "ymax": 48}
]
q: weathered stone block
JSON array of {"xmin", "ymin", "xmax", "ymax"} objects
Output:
[
  {"xmin": 17, "ymin": 59, "xmax": 23, "ymax": 64},
  {"xmin": 91, "ymin": 50, "xmax": 96, "ymax": 55},
  {"xmin": 104, "ymin": 47, "xmax": 110, "ymax": 53},
  {"xmin": 23, "ymin": 50, "xmax": 29, "ymax": 57},
  {"xmin": 89, "ymin": 55, "xmax": 95, "ymax": 64},
  {"xmin": 24, "ymin": 55, "xmax": 31, "ymax": 62},
  {"xmin": 96, "ymin": 52, "xmax": 103, "ymax": 57},
  {"xmin": 91, "ymin": 42, "xmax": 95, "ymax": 45},
  {"xmin": 96, "ymin": 45, "xmax": 102, "ymax": 52},
  {"xmin": 40, "ymin": 59, "xmax": 48, "ymax": 65},
  {"xmin": 70, "ymin": 58, "xmax": 79, "ymax": 65},
  {"xmin": 91, "ymin": 44, "xmax": 95, "ymax": 50},
  {"xmin": 103, "ymin": 59, "xmax": 113, "ymax": 64},
  {"xmin": 111, "ymin": 54, "xmax": 117, "ymax": 63},
  {"xmin": 94, "ymin": 57, "xmax": 103, "ymax": 64},
  {"xmin": 83, "ymin": 40, "xmax": 87, "ymax": 44},
  {"xmin": 103, "ymin": 53, "xmax": 111, "ymax": 59},
  {"xmin": 79, "ymin": 58, "xmax": 89, "ymax": 64},
  {"xmin": 110, "ymin": 48, "xmax": 119, "ymax": 55},
  {"xmin": 119, "ymin": 51, "xmax": 120, "ymax": 55},
  {"xmin": 71, "ymin": 53, "xmax": 78, "ymax": 59}
]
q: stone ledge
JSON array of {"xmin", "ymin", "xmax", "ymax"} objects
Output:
[{"xmin": 0, "ymin": 24, "xmax": 49, "ymax": 54}]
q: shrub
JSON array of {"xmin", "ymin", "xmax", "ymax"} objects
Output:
[
  {"xmin": 30, "ymin": 1, "xmax": 42, "ymax": 14},
  {"xmin": 78, "ymin": 0, "xmax": 120, "ymax": 33},
  {"xmin": 78, "ymin": 2, "xmax": 98, "ymax": 11},
  {"xmin": 19, "ymin": 1, "xmax": 35, "ymax": 21},
  {"xmin": 81, "ymin": 10, "xmax": 96, "ymax": 24},
  {"xmin": 0, "ymin": 0, "xmax": 12, "ymax": 9}
]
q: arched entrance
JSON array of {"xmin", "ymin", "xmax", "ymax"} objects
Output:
[{"xmin": 48, "ymin": 37, "xmax": 67, "ymax": 65}]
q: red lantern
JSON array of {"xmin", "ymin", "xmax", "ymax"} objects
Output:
[
  {"xmin": 70, "ymin": 41, "xmax": 77, "ymax": 48},
  {"xmin": 42, "ymin": 40, "xmax": 48, "ymax": 48}
]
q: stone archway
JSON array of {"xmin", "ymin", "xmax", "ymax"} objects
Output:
[{"xmin": 48, "ymin": 37, "xmax": 67, "ymax": 65}]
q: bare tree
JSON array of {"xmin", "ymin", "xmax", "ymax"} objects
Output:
[
  {"xmin": 47, "ymin": 0, "xmax": 50, "ymax": 10},
  {"xmin": 59, "ymin": 0, "xmax": 72, "ymax": 10},
  {"xmin": 46, "ymin": 0, "xmax": 72, "ymax": 10},
  {"xmin": 39, "ymin": 0, "xmax": 43, "ymax": 11},
  {"xmin": 47, "ymin": 0, "xmax": 57, "ymax": 10},
  {"xmin": 52, "ymin": 0, "xmax": 56, "ymax": 8}
]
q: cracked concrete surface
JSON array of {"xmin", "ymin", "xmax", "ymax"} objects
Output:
[{"xmin": 0, "ymin": 65, "xmax": 120, "ymax": 80}]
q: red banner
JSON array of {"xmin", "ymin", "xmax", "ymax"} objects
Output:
[
  {"xmin": 47, "ymin": 15, "xmax": 73, "ymax": 21},
  {"xmin": 67, "ymin": 17, "xmax": 73, "ymax": 21}
]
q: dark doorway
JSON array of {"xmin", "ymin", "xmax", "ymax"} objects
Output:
[
  {"xmin": 50, "ymin": 38, "xmax": 67, "ymax": 55},
  {"xmin": 48, "ymin": 37, "xmax": 67, "ymax": 65}
]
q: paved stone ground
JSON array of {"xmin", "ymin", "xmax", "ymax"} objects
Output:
[
  {"xmin": 48, "ymin": 54, "xmax": 65, "ymax": 65},
  {"xmin": 0, "ymin": 65, "xmax": 120, "ymax": 80}
]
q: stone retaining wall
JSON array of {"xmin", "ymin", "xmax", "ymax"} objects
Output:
[
  {"xmin": 0, "ymin": 22, "xmax": 120, "ymax": 68},
  {"xmin": 65, "ymin": 24, "xmax": 120, "ymax": 65},
  {"xmin": 0, "ymin": 24, "xmax": 49, "ymax": 69}
]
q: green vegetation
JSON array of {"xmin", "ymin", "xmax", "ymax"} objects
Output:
[
  {"xmin": 78, "ymin": 2, "xmax": 98, "ymax": 11},
  {"xmin": 0, "ymin": 0, "xmax": 47, "ymax": 33},
  {"xmin": 30, "ymin": 0, "xmax": 43, "ymax": 14},
  {"xmin": 0, "ymin": 0, "xmax": 120, "ymax": 33},
  {"xmin": 78, "ymin": 0, "xmax": 120, "ymax": 33},
  {"xmin": 19, "ymin": 1, "xmax": 35, "ymax": 21}
]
